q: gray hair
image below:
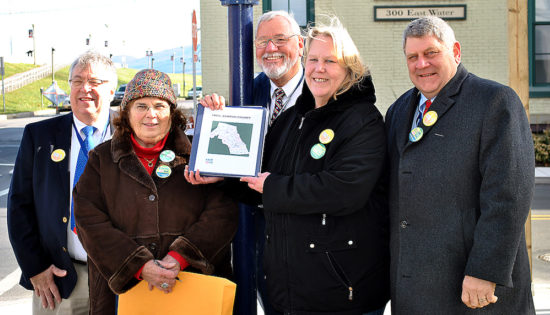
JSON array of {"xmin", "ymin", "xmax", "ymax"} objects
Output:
[
  {"xmin": 256, "ymin": 10, "xmax": 301, "ymax": 37},
  {"xmin": 68, "ymin": 50, "xmax": 118, "ymax": 91},
  {"xmin": 403, "ymin": 16, "xmax": 457, "ymax": 50}
]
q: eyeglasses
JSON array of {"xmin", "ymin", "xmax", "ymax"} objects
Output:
[
  {"xmin": 69, "ymin": 78, "xmax": 109, "ymax": 88},
  {"xmin": 132, "ymin": 103, "xmax": 171, "ymax": 114},
  {"xmin": 255, "ymin": 34, "xmax": 298, "ymax": 48}
]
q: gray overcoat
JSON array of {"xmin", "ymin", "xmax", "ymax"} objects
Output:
[{"xmin": 385, "ymin": 64, "xmax": 535, "ymax": 314}]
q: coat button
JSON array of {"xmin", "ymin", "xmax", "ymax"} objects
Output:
[
  {"xmin": 149, "ymin": 243, "xmax": 157, "ymax": 251},
  {"xmin": 400, "ymin": 220, "xmax": 408, "ymax": 228},
  {"xmin": 62, "ymin": 217, "xmax": 68, "ymax": 223},
  {"xmin": 62, "ymin": 247, "xmax": 67, "ymax": 252},
  {"xmin": 309, "ymin": 243, "xmax": 315, "ymax": 249},
  {"xmin": 149, "ymin": 194, "xmax": 156, "ymax": 201},
  {"xmin": 348, "ymin": 240, "xmax": 354, "ymax": 246}
]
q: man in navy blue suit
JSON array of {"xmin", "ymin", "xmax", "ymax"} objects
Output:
[
  {"xmin": 186, "ymin": 11, "xmax": 305, "ymax": 315},
  {"xmin": 7, "ymin": 51, "xmax": 117, "ymax": 315}
]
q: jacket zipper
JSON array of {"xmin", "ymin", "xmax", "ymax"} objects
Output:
[
  {"xmin": 283, "ymin": 115, "xmax": 305, "ymax": 312},
  {"xmin": 287, "ymin": 116, "xmax": 305, "ymax": 174},
  {"xmin": 325, "ymin": 251, "xmax": 354, "ymax": 301}
]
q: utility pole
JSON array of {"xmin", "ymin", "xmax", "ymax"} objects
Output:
[
  {"xmin": 220, "ymin": 1, "xmax": 258, "ymax": 314},
  {"xmin": 192, "ymin": 10, "xmax": 198, "ymax": 113}
]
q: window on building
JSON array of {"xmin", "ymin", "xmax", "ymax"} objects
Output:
[
  {"xmin": 263, "ymin": 0, "xmax": 314, "ymax": 28},
  {"xmin": 530, "ymin": 0, "xmax": 550, "ymax": 96}
]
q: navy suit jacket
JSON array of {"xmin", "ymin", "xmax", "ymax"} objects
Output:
[{"xmin": 8, "ymin": 112, "xmax": 114, "ymax": 298}]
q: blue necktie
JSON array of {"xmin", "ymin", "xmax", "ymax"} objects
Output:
[{"xmin": 71, "ymin": 125, "xmax": 96, "ymax": 234}]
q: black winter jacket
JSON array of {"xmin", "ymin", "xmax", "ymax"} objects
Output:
[{"xmin": 261, "ymin": 76, "xmax": 390, "ymax": 314}]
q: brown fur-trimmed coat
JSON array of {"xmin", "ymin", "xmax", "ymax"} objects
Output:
[{"xmin": 74, "ymin": 127, "xmax": 238, "ymax": 314}]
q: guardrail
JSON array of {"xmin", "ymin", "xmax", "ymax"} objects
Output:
[{"xmin": 0, "ymin": 64, "xmax": 66, "ymax": 95}]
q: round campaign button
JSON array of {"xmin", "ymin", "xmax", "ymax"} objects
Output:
[
  {"xmin": 155, "ymin": 165, "xmax": 172, "ymax": 178},
  {"xmin": 319, "ymin": 129, "xmax": 335, "ymax": 144},
  {"xmin": 310, "ymin": 143, "xmax": 326, "ymax": 159},
  {"xmin": 51, "ymin": 149, "xmax": 66, "ymax": 162},
  {"xmin": 160, "ymin": 150, "xmax": 175, "ymax": 163},
  {"xmin": 409, "ymin": 127, "xmax": 424, "ymax": 142},
  {"xmin": 422, "ymin": 111, "xmax": 438, "ymax": 127}
]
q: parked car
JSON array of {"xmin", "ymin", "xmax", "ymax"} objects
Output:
[
  {"xmin": 55, "ymin": 98, "xmax": 72, "ymax": 114},
  {"xmin": 110, "ymin": 84, "xmax": 126, "ymax": 106},
  {"xmin": 187, "ymin": 86, "xmax": 202, "ymax": 99}
]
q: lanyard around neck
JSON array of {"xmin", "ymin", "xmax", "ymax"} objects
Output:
[{"xmin": 72, "ymin": 114, "xmax": 110, "ymax": 156}]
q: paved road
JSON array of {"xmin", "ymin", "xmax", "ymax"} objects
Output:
[{"xmin": 0, "ymin": 112, "xmax": 548, "ymax": 314}]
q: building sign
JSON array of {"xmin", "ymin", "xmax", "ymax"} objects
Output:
[{"xmin": 374, "ymin": 5, "xmax": 466, "ymax": 21}]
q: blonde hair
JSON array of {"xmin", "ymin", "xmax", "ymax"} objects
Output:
[{"xmin": 305, "ymin": 15, "xmax": 368, "ymax": 98}]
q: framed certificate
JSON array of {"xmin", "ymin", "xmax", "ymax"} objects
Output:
[{"xmin": 189, "ymin": 105, "xmax": 268, "ymax": 177}]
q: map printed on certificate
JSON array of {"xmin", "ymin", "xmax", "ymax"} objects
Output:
[{"xmin": 189, "ymin": 106, "xmax": 268, "ymax": 177}]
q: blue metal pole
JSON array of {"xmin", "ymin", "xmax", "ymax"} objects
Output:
[{"xmin": 220, "ymin": 1, "xmax": 258, "ymax": 315}]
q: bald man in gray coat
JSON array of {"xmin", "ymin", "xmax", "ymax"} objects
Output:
[{"xmin": 385, "ymin": 17, "xmax": 535, "ymax": 314}]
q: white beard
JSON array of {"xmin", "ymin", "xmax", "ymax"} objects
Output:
[{"xmin": 259, "ymin": 52, "xmax": 299, "ymax": 80}]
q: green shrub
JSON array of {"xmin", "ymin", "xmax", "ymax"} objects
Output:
[{"xmin": 534, "ymin": 130, "xmax": 550, "ymax": 166}]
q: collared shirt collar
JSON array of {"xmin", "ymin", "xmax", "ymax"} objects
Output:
[
  {"xmin": 270, "ymin": 64, "xmax": 304, "ymax": 98},
  {"xmin": 72, "ymin": 107, "xmax": 110, "ymax": 135}
]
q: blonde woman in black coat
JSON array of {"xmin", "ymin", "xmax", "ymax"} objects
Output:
[{"xmin": 241, "ymin": 16, "xmax": 390, "ymax": 315}]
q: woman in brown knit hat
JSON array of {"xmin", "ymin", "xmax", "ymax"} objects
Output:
[{"xmin": 73, "ymin": 69, "xmax": 238, "ymax": 314}]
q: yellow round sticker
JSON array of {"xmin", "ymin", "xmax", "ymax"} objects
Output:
[
  {"xmin": 319, "ymin": 129, "xmax": 334, "ymax": 144},
  {"xmin": 423, "ymin": 111, "xmax": 438, "ymax": 127},
  {"xmin": 51, "ymin": 149, "xmax": 66, "ymax": 162}
]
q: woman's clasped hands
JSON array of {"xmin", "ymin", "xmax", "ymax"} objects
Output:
[{"xmin": 140, "ymin": 256, "xmax": 181, "ymax": 294}]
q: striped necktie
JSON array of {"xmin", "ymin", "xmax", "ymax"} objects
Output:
[{"xmin": 270, "ymin": 88, "xmax": 285, "ymax": 125}]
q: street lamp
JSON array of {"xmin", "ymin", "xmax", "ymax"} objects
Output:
[
  {"xmin": 181, "ymin": 57, "xmax": 186, "ymax": 95},
  {"xmin": 29, "ymin": 24, "xmax": 36, "ymax": 65},
  {"xmin": 51, "ymin": 47, "xmax": 55, "ymax": 83},
  {"xmin": 171, "ymin": 53, "xmax": 175, "ymax": 74},
  {"xmin": 146, "ymin": 50, "xmax": 153, "ymax": 68}
]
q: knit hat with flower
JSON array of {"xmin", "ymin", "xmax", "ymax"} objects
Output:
[{"xmin": 121, "ymin": 69, "xmax": 176, "ymax": 108}]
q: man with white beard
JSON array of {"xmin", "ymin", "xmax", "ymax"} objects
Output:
[
  {"xmin": 187, "ymin": 10, "xmax": 304, "ymax": 315},
  {"xmin": 200, "ymin": 10, "xmax": 304, "ymax": 122}
]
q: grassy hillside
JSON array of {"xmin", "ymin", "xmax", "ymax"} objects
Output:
[
  {"xmin": 114, "ymin": 68, "xmax": 203, "ymax": 96},
  {"xmin": 3, "ymin": 62, "xmax": 41, "ymax": 78},
  {"xmin": 0, "ymin": 66, "xmax": 202, "ymax": 114},
  {"xmin": 1, "ymin": 66, "xmax": 71, "ymax": 113}
]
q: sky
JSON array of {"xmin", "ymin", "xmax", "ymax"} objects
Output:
[{"xmin": 0, "ymin": 0, "xmax": 201, "ymax": 65}]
